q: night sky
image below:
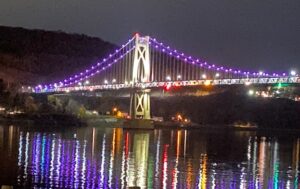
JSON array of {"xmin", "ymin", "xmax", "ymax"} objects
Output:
[{"xmin": 0, "ymin": 0, "xmax": 299, "ymax": 72}]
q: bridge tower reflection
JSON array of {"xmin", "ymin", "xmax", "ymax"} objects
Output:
[{"xmin": 127, "ymin": 132, "xmax": 150, "ymax": 189}]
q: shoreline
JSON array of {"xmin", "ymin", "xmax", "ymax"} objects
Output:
[{"xmin": 1, "ymin": 114, "xmax": 300, "ymax": 134}]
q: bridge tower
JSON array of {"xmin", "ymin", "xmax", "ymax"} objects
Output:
[{"xmin": 130, "ymin": 34, "xmax": 151, "ymax": 120}]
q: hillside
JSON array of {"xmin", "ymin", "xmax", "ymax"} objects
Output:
[{"xmin": 0, "ymin": 26, "xmax": 116, "ymax": 85}]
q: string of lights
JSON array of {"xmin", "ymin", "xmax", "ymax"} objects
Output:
[
  {"xmin": 36, "ymin": 44, "xmax": 135, "ymax": 92},
  {"xmin": 149, "ymin": 37, "xmax": 287, "ymax": 78},
  {"xmin": 35, "ymin": 36, "xmax": 135, "ymax": 92}
]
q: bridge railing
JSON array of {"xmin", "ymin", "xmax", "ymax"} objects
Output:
[{"xmin": 27, "ymin": 76, "xmax": 299, "ymax": 93}]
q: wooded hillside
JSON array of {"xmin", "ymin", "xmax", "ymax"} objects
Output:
[{"xmin": 0, "ymin": 26, "xmax": 115, "ymax": 85}]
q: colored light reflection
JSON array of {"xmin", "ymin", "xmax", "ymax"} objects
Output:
[{"xmin": 10, "ymin": 126, "xmax": 300, "ymax": 188}]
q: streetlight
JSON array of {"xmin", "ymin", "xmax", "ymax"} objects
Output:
[
  {"xmin": 78, "ymin": 82, "xmax": 82, "ymax": 86},
  {"xmin": 215, "ymin": 73, "xmax": 220, "ymax": 78},
  {"xmin": 166, "ymin": 76, "xmax": 171, "ymax": 81},
  {"xmin": 104, "ymin": 80, "xmax": 108, "ymax": 84},
  {"xmin": 248, "ymin": 90, "xmax": 254, "ymax": 96},
  {"xmin": 85, "ymin": 80, "xmax": 90, "ymax": 85},
  {"xmin": 177, "ymin": 75, "xmax": 182, "ymax": 80},
  {"xmin": 290, "ymin": 70, "xmax": 297, "ymax": 76},
  {"xmin": 112, "ymin": 78, "xmax": 116, "ymax": 83},
  {"xmin": 202, "ymin": 74, "xmax": 207, "ymax": 79}
]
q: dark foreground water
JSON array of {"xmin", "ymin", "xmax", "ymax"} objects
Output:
[{"xmin": 0, "ymin": 125, "xmax": 299, "ymax": 189}]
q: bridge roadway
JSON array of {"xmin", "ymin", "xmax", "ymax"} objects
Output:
[{"xmin": 42, "ymin": 77, "xmax": 300, "ymax": 93}]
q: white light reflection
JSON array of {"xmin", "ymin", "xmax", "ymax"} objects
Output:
[
  {"xmin": 252, "ymin": 137, "xmax": 258, "ymax": 189},
  {"xmin": 49, "ymin": 136, "xmax": 56, "ymax": 188},
  {"xmin": 99, "ymin": 134, "xmax": 106, "ymax": 187},
  {"xmin": 74, "ymin": 140, "xmax": 80, "ymax": 189},
  {"xmin": 17, "ymin": 132, "xmax": 23, "ymax": 184},
  {"xmin": 81, "ymin": 140, "xmax": 87, "ymax": 189},
  {"xmin": 24, "ymin": 132, "xmax": 29, "ymax": 183},
  {"xmin": 172, "ymin": 131, "xmax": 181, "ymax": 189},
  {"xmin": 56, "ymin": 137, "xmax": 62, "ymax": 188},
  {"xmin": 155, "ymin": 130, "xmax": 161, "ymax": 179}
]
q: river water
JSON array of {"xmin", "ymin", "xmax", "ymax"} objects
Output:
[{"xmin": 0, "ymin": 125, "xmax": 299, "ymax": 188}]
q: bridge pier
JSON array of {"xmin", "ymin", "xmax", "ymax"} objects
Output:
[{"xmin": 129, "ymin": 88, "xmax": 151, "ymax": 120}]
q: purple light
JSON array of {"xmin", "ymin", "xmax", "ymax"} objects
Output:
[{"xmin": 149, "ymin": 37, "xmax": 281, "ymax": 79}]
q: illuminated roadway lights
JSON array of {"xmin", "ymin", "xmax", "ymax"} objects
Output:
[
  {"xmin": 215, "ymin": 73, "xmax": 220, "ymax": 78},
  {"xmin": 204, "ymin": 80, "xmax": 211, "ymax": 86},
  {"xmin": 104, "ymin": 80, "xmax": 108, "ymax": 84},
  {"xmin": 202, "ymin": 74, "xmax": 207, "ymax": 79},
  {"xmin": 244, "ymin": 81, "xmax": 252, "ymax": 86},
  {"xmin": 166, "ymin": 76, "xmax": 171, "ymax": 81},
  {"xmin": 290, "ymin": 70, "xmax": 297, "ymax": 76},
  {"xmin": 177, "ymin": 75, "xmax": 182, "ymax": 80},
  {"xmin": 112, "ymin": 78, "xmax": 117, "ymax": 83}
]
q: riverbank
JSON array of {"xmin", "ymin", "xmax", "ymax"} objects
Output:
[
  {"xmin": 0, "ymin": 113, "xmax": 84, "ymax": 127},
  {"xmin": 2, "ymin": 112, "xmax": 300, "ymax": 134}
]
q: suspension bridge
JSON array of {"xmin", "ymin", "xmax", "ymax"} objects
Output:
[{"xmin": 30, "ymin": 33, "xmax": 300, "ymax": 120}]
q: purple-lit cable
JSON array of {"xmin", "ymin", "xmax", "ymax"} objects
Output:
[
  {"xmin": 149, "ymin": 37, "xmax": 287, "ymax": 78},
  {"xmin": 35, "ymin": 36, "xmax": 136, "ymax": 91},
  {"xmin": 36, "ymin": 44, "xmax": 135, "ymax": 92}
]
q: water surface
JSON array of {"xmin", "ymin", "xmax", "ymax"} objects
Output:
[{"xmin": 0, "ymin": 125, "xmax": 299, "ymax": 188}]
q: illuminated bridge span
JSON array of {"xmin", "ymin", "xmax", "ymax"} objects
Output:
[{"xmin": 32, "ymin": 34, "xmax": 300, "ymax": 120}]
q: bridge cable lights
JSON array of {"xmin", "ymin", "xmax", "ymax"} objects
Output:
[
  {"xmin": 36, "ymin": 36, "xmax": 136, "ymax": 91},
  {"xmin": 149, "ymin": 37, "xmax": 288, "ymax": 79}
]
